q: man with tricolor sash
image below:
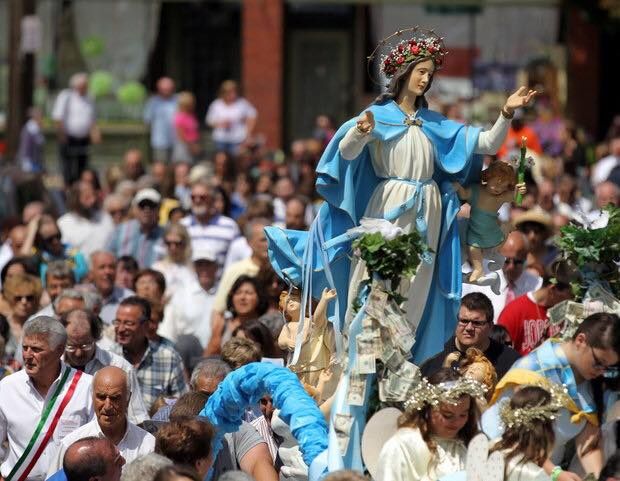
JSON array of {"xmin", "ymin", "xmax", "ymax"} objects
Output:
[{"xmin": 0, "ymin": 316, "xmax": 94, "ymax": 481}]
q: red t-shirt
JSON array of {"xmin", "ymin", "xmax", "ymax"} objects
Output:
[{"xmin": 498, "ymin": 293, "xmax": 548, "ymax": 356}]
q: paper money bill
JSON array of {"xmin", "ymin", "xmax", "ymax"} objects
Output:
[
  {"xmin": 347, "ymin": 374, "xmax": 367, "ymax": 406},
  {"xmin": 366, "ymin": 287, "xmax": 388, "ymax": 320},
  {"xmin": 380, "ymin": 371, "xmax": 415, "ymax": 402},
  {"xmin": 334, "ymin": 413, "xmax": 354, "ymax": 455},
  {"xmin": 356, "ymin": 334, "xmax": 377, "ymax": 374},
  {"xmin": 382, "ymin": 346, "xmax": 406, "ymax": 373}
]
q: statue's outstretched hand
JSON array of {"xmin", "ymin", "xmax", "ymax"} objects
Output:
[
  {"xmin": 504, "ymin": 86, "xmax": 537, "ymax": 115},
  {"xmin": 356, "ymin": 111, "xmax": 375, "ymax": 134}
]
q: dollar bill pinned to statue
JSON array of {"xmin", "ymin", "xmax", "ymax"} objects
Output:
[
  {"xmin": 334, "ymin": 413, "xmax": 354, "ymax": 455},
  {"xmin": 350, "ymin": 281, "xmax": 422, "ymax": 403},
  {"xmin": 548, "ymin": 283, "xmax": 620, "ymax": 340}
]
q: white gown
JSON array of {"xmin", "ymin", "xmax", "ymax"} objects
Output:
[
  {"xmin": 375, "ymin": 426, "xmax": 467, "ymax": 481},
  {"xmin": 339, "ymin": 112, "xmax": 511, "ymax": 331}
]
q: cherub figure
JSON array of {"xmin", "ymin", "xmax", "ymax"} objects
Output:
[
  {"xmin": 445, "ymin": 347, "xmax": 498, "ymax": 401},
  {"xmin": 453, "ymin": 160, "xmax": 527, "ymax": 283},
  {"xmin": 278, "ymin": 287, "xmax": 340, "ymax": 401}
]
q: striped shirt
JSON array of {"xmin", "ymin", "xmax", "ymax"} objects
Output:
[
  {"xmin": 181, "ymin": 214, "xmax": 240, "ymax": 278},
  {"xmin": 107, "ymin": 220, "xmax": 165, "ymax": 268}
]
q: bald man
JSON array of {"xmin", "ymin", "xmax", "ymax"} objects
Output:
[
  {"xmin": 62, "ymin": 436, "xmax": 125, "ymax": 481},
  {"xmin": 462, "ymin": 231, "xmax": 542, "ymax": 322},
  {"xmin": 48, "ymin": 367, "xmax": 154, "ymax": 477}
]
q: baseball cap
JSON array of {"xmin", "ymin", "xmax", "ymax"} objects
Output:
[
  {"xmin": 191, "ymin": 248, "xmax": 217, "ymax": 263},
  {"xmin": 132, "ymin": 188, "xmax": 161, "ymax": 206}
]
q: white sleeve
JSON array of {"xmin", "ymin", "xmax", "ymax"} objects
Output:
[
  {"xmin": 51, "ymin": 90, "xmax": 69, "ymax": 122},
  {"xmin": 339, "ymin": 126, "xmax": 373, "ymax": 161},
  {"xmin": 205, "ymin": 101, "xmax": 219, "ymax": 127},
  {"xmin": 474, "ymin": 113, "xmax": 512, "ymax": 155},
  {"xmin": 243, "ymin": 99, "xmax": 257, "ymax": 119}
]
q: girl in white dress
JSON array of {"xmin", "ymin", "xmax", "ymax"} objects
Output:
[
  {"xmin": 491, "ymin": 384, "xmax": 568, "ymax": 481},
  {"xmin": 376, "ymin": 369, "xmax": 487, "ymax": 481}
]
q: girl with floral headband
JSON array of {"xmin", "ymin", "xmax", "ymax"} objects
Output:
[
  {"xmin": 491, "ymin": 384, "xmax": 568, "ymax": 481},
  {"xmin": 375, "ymin": 369, "xmax": 486, "ymax": 481},
  {"xmin": 265, "ymin": 27, "xmax": 537, "ymax": 368}
]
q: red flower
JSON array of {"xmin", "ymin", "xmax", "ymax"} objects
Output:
[
  {"xmin": 398, "ymin": 45, "xmax": 404, "ymax": 53},
  {"xmin": 435, "ymin": 57, "xmax": 443, "ymax": 66},
  {"xmin": 411, "ymin": 46, "xmax": 420, "ymax": 55},
  {"xmin": 397, "ymin": 56, "xmax": 405, "ymax": 64},
  {"xmin": 428, "ymin": 46, "xmax": 436, "ymax": 54}
]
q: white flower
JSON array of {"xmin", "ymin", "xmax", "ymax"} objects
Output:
[{"xmin": 347, "ymin": 217, "xmax": 404, "ymax": 240}]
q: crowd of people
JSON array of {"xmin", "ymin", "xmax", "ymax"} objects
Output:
[{"xmin": 0, "ymin": 66, "xmax": 620, "ymax": 481}]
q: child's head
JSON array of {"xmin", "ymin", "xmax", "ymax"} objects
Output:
[
  {"xmin": 177, "ymin": 91, "xmax": 195, "ymax": 113},
  {"xmin": 494, "ymin": 385, "xmax": 559, "ymax": 466},
  {"xmin": 459, "ymin": 348, "xmax": 498, "ymax": 398},
  {"xmin": 481, "ymin": 161, "xmax": 516, "ymax": 195},
  {"xmin": 279, "ymin": 289, "xmax": 301, "ymax": 321},
  {"xmin": 398, "ymin": 368, "xmax": 482, "ymax": 450}
]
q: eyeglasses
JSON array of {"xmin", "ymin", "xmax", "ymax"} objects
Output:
[
  {"xmin": 191, "ymin": 194, "xmax": 210, "ymax": 203},
  {"xmin": 42, "ymin": 233, "xmax": 61, "ymax": 244},
  {"xmin": 164, "ymin": 240, "xmax": 185, "ymax": 247},
  {"xmin": 14, "ymin": 294, "xmax": 35, "ymax": 302},
  {"xmin": 113, "ymin": 319, "xmax": 140, "ymax": 328},
  {"xmin": 504, "ymin": 257, "xmax": 526, "ymax": 266},
  {"xmin": 590, "ymin": 345, "xmax": 612, "ymax": 371},
  {"xmin": 65, "ymin": 342, "xmax": 95, "ymax": 353},
  {"xmin": 457, "ymin": 318, "xmax": 488, "ymax": 329},
  {"xmin": 137, "ymin": 201, "xmax": 158, "ymax": 210}
]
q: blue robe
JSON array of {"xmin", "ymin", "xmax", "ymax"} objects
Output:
[{"xmin": 266, "ymin": 100, "xmax": 482, "ymax": 364}]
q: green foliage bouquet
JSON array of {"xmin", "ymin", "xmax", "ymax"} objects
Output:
[
  {"xmin": 350, "ymin": 218, "xmax": 431, "ymax": 303},
  {"xmin": 555, "ymin": 206, "xmax": 620, "ymax": 299}
]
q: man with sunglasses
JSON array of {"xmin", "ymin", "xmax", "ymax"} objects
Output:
[
  {"xmin": 107, "ymin": 188, "xmax": 165, "ymax": 269},
  {"xmin": 498, "ymin": 259, "xmax": 577, "ymax": 356},
  {"xmin": 463, "ymin": 231, "xmax": 542, "ymax": 323},
  {"xmin": 420, "ymin": 292, "xmax": 520, "ymax": 380}
]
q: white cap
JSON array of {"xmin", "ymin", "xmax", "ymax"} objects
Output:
[
  {"xmin": 132, "ymin": 188, "xmax": 161, "ymax": 206},
  {"xmin": 191, "ymin": 248, "xmax": 217, "ymax": 263}
]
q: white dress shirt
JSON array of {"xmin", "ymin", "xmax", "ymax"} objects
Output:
[
  {"xmin": 0, "ymin": 364, "xmax": 94, "ymax": 481},
  {"xmin": 159, "ymin": 280, "xmax": 215, "ymax": 347},
  {"xmin": 52, "ymin": 89, "xmax": 96, "ymax": 138},
  {"xmin": 79, "ymin": 346, "xmax": 149, "ymax": 424},
  {"xmin": 48, "ymin": 417, "xmax": 155, "ymax": 477},
  {"xmin": 462, "ymin": 268, "xmax": 542, "ymax": 323}
]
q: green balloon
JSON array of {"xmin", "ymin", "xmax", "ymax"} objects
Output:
[
  {"xmin": 89, "ymin": 71, "xmax": 114, "ymax": 98},
  {"xmin": 81, "ymin": 36, "xmax": 105, "ymax": 58},
  {"xmin": 117, "ymin": 81, "xmax": 147, "ymax": 105}
]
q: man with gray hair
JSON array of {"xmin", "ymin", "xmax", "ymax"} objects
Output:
[
  {"xmin": 53, "ymin": 287, "xmax": 101, "ymax": 317},
  {"xmin": 0, "ymin": 316, "xmax": 94, "ymax": 481},
  {"xmin": 29, "ymin": 260, "xmax": 76, "ymax": 319},
  {"xmin": 120, "ymin": 453, "xmax": 172, "ymax": 481},
  {"xmin": 60, "ymin": 309, "xmax": 149, "ymax": 424},
  {"xmin": 48, "ymin": 366, "xmax": 154, "ymax": 477},
  {"xmin": 52, "ymin": 72, "xmax": 100, "ymax": 185}
]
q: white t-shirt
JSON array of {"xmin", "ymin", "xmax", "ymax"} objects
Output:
[
  {"xmin": 52, "ymin": 89, "xmax": 96, "ymax": 138},
  {"xmin": 58, "ymin": 211, "xmax": 115, "ymax": 259},
  {"xmin": 205, "ymin": 98, "xmax": 257, "ymax": 144}
]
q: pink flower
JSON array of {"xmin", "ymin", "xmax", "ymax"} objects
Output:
[
  {"xmin": 411, "ymin": 46, "xmax": 420, "ymax": 55},
  {"xmin": 397, "ymin": 56, "xmax": 405, "ymax": 64}
]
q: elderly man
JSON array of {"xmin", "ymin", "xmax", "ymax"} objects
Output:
[
  {"xmin": 52, "ymin": 72, "xmax": 99, "ymax": 185},
  {"xmin": 61, "ymin": 309, "xmax": 148, "ymax": 424},
  {"xmin": 462, "ymin": 231, "xmax": 542, "ymax": 322},
  {"xmin": 0, "ymin": 316, "xmax": 93, "ymax": 481},
  {"xmin": 181, "ymin": 179, "xmax": 240, "ymax": 279},
  {"xmin": 111, "ymin": 296, "xmax": 187, "ymax": 411},
  {"xmin": 53, "ymin": 288, "xmax": 100, "ymax": 318},
  {"xmin": 29, "ymin": 260, "xmax": 75, "ymax": 319},
  {"xmin": 53, "ymin": 436, "xmax": 125, "ymax": 481},
  {"xmin": 48, "ymin": 367, "xmax": 154, "ymax": 477},
  {"xmin": 107, "ymin": 189, "xmax": 164, "ymax": 269},
  {"xmin": 159, "ymin": 248, "xmax": 218, "ymax": 347},
  {"xmin": 89, "ymin": 251, "xmax": 134, "ymax": 325},
  {"xmin": 420, "ymin": 292, "xmax": 520, "ymax": 380}
]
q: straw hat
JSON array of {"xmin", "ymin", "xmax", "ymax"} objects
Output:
[{"xmin": 513, "ymin": 208, "xmax": 553, "ymax": 231}]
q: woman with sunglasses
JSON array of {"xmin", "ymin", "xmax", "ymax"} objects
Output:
[
  {"xmin": 482, "ymin": 312, "xmax": 620, "ymax": 481},
  {"xmin": 152, "ymin": 223, "xmax": 195, "ymax": 301},
  {"xmin": 2, "ymin": 273, "xmax": 42, "ymax": 367},
  {"xmin": 20, "ymin": 213, "xmax": 88, "ymax": 284}
]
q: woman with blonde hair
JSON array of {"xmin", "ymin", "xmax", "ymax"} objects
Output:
[
  {"xmin": 152, "ymin": 223, "xmax": 195, "ymax": 300},
  {"xmin": 173, "ymin": 91, "xmax": 201, "ymax": 163}
]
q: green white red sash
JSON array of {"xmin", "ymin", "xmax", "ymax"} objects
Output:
[{"xmin": 6, "ymin": 367, "xmax": 83, "ymax": 481}]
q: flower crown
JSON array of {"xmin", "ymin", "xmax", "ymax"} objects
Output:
[
  {"xmin": 379, "ymin": 28, "xmax": 447, "ymax": 78},
  {"xmin": 404, "ymin": 376, "xmax": 488, "ymax": 412},
  {"xmin": 499, "ymin": 382, "xmax": 571, "ymax": 430}
]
